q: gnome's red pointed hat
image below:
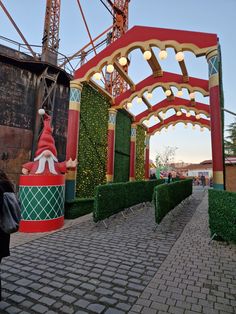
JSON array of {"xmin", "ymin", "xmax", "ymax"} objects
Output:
[{"xmin": 35, "ymin": 113, "xmax": 57, "ymax": 158}]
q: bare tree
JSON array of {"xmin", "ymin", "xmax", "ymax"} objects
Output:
[{"xmin": 155, "ymin": 146, "xmax": 178, "ymax": 170}]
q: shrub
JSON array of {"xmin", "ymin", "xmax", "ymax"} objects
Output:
[
  {"xmin": 208, "ymin": 189, "xmax": 236, "ymax": 243},
  {"xmin": 93, "ymin": 183, "xmax": 126, "ymax": 222},
  {"xmin": 153, "ymin": 179, "xmax": 192, "ymax": 224},
  {"xmin": 65, "ymin": 198, "xmax": 94, "ymax": 219},
  {"xmin": 93, "ymin": 179, "xmax": 164, "ymax": 222}
]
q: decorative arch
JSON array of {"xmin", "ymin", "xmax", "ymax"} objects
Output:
[
  {"xmin": 134, "ymin": 98, "xmax": 210, "ymax": 124},
  {"xmin": 74, "ymin": 25, "xmax": 218, "ymax": 83},
  {"xmin": 66, "ymin": 25, "xmax": 224, "ymax": 201},
  {"xmin": 148, "ymin": 115, "xmax": 210, "ymax": 136},
  {"xmin": 113, "ymin": 72, "xmax": 209, "ymax": 108}
]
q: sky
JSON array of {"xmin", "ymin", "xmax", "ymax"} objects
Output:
[{"xmin": 0, "ymin": 0, "xmax": 235, "ymax": 164}]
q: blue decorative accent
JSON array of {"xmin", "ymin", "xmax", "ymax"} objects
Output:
[
  {"xmin": 65, "ymin": 180, "xmax": 76, "ymax": 202},
  {"xmin": 208, "ymin": 56, "xmax": 218, "ymax": 77},
  {"xmin": 70, "ymin": 88, "xmax": 81, "ymax": 102},
  {"xmin": 145, "ymin": 136, "xmax": 150, "ymax": 146},
  {"xmin": 109, "ymin": 113, "xmax": 116, "ymax": 125},
  {"xmin": 213, "ymin": 183, "xmax": 224, "ymax": 190},
  {"xmin": 131, "ymin": 127, "xmax": 136, "ymax": 137}
]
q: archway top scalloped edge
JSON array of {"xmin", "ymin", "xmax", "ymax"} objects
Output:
[
  {"xmin": 73, "ymin": 40, "xmax": 217, "ymax": 84},
  {"xmin": 136, "ymin": 105, "xmax": 210, "ymax": 124},
  {"xmin": 113, "ymin": 82, "xmax": 209, "ymax": 109},
  {"xmin": 148, "ymin": 119, "xmax": 211, "ymax": 136}
]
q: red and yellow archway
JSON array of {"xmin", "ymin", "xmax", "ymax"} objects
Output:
[{"xmin": 65, "ymin": 25, "xmax": 224, "ymax": 201}]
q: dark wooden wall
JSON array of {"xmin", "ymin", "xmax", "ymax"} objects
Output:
[{"xmin": 0, "ymin": 45, "xmax": 70, "ymax": 187}]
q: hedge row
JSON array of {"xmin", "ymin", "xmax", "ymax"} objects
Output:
[
  {"xmin": 93, "ymin": 179, "xmax": 164, "ymax": 222},
  {"xmin": 65, "ymin": 198, "xmax": 94, "ymax": 219},
  {"xmin": 153, "ymin": 179, "xmax": 193, "ymax": 224},
  {"xmin": 208, "ymin": 189, "xmax": 236, "ymax": 243}
]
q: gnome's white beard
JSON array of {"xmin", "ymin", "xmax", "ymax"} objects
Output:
[{"xmin": 34, "ymin": 152, "xmax": 58, "ymax": 174}]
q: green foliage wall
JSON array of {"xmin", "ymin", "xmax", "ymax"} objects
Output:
[
  {"xmin": 76, "ymin": 84, "xmax": 109, "ymax": 198},
  {"xmin": 76, "ymin": 85, "xmax": 146, "ymax": 197},
  {"xmin": 136, "ymin": 125, "xmax": 145, "ymax": 180},
  {"xmin": 114, "ymin": 110, "xmax": 131, "ymax": 182}
]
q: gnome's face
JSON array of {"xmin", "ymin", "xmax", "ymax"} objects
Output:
[
  {"xmin": 34, "ymin": 150, "xmax": 58, "ymax": 174},
  {"xmin": 43, "ymin": 149, "xmax": 53, "ymax": 158}
]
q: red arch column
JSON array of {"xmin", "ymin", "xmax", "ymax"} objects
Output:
[
  {"xmin": 129, "ymin": 124, "xmax": 137, "ymax": 181},
  {"xmin": 144, "ymin": 134, "xmax": 150, "ymax": 180},
  {"xmin": 65, "ymin": 80, "xmax": 83, "ymax": 201},
  {"xmin": 106, "ymin": 108, "xmax": 117, "ymax": 183},
  {"xmin": 207, "ymin": 49, "xmax": 224, "ymax": 190}
]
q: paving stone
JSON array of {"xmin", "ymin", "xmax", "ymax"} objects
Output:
[
  {"xmin": 100, "ymin": 296, "xmax": 118, "ymax": 305},
  {"xmin": 80, "ymin": 283, "xmax": 96, "ymax": 291},
  {"xmin": 31, "ymin": 304, "xmax": 49, "ymax": 313},
  {"xmin": 87, "ymin": 303, "xmax": 106, "ymax": 313},
  {"xmin": 60, "ymin": 294, "xmax": 76, "ymax": 304},
  {"xmin": 74, "ymin": 299, "xmax": 90, "ymax": 308},
  {"xmin": 104, "ymin": 308, "xmax": 125, "ymax": 314},
  {"xmin": 0, "ymin": 302, "xmax": 11, "ymax": 310},
  {"xmin": 5, "ymin": 306, "xmax": 21, "ymax": 313},
  {"xmin": 8, "ymin": 294, "xmax": 25, "ymax": 303},
  {"xmin": 116, "ymin": 302, "xmax": 131, "ymax": 311}
]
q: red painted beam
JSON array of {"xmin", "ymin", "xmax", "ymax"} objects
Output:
[
  {"xmin": 74, "ymin": 25, "xmax": 217, "ymax": 80},
  {"xmin": 134, "ymin": 98, "xmax": 210, "ymax": 123},
  {"xmin": 114, "ymin": 72, "xmax": 208, "ymax": 106},
  {"xmin": 148, "ymin": 115, "xmax": 210, "ymax": 135}
]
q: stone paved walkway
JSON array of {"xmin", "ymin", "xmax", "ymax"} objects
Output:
[
  {"xmin": 0, "ymin": 188, "xmax": 235, "ymax": 314},
  {"xmin": 129, "ymin": 191, "xmax": 236, "ymax": 314}
]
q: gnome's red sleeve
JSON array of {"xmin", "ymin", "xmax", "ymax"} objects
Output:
[
  {"xmin": 56, "ymin": 161, "xmax": 67, "ymax": 174},
  {"xmin": 22, "ymin": 162, "xmax": 34, "ymax": 172}
]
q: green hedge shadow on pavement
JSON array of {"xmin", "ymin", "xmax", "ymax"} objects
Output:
[{"xmin": 208, "ymin": 189, "xmax": 236, "ymax": 244}]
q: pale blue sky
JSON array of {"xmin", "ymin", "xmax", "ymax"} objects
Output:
[{"xmin": 0, "ymin": 0, "xmax": 235, "ymax": 163}]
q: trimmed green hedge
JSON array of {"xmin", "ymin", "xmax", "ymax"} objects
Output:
[
  {"xmin": 153, "ymin": 179, "xmax": 193, "ymax": 224},
  {"xmin": 208, "ymin": 189, "xmax": 236, "ymax": 243},
  {"xmin": 65, "ymin": 198, "xmax": 94, "ymax": 219},
  {"xmin": 93, "ymin": 183, "xmax": 126, "ymax": 222},
  {"xmin": 114, "ymin": 110, "xmax": 131, "ymax": 183},
  {"xmin": 93, "ymin": 179, "xmax": 164, "ymax": 222}
]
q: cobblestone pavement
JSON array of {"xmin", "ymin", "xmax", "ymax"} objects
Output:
[
  {"xmin": 129, "ymin": 191, "xmax": 236, "ymax": 314},
  {"xmin": 0, "ymin": 188, "xmax": 235, "ymax": 314}
]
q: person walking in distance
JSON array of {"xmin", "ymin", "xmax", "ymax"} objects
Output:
[{"xmin": 0, "ymin": 169, "xmax": 15, "ymax": 301}]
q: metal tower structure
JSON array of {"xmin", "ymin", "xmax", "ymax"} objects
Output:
[
  {"xmin": 105, "ymin": 0, "xmax": 130, "ymax": 97},
  {"xmin": 41, "ymin": 0, "xmax": 61, "ymax": 65}
]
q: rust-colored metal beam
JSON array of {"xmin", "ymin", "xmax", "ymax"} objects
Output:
[
  {"xmin": 0, "ymin": 0, "xmax": 37, "ymax": 59},
  {"xmin": 59, "ymin": 25, "xmax": 113, "ymax": 68},
  {"xmin": 89, "ymin": 79, "xmax": 113, "ymax": 100},
  {"xmin": 42, "ymin": 0, "xmax": 61, "ymax": 64}
]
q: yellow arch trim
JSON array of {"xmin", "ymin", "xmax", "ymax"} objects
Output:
[{"xmin": 75, "ymin": 40, "xmax": 217, "ymax": 84}]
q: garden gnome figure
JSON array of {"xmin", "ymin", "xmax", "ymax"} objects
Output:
[
  {"xmin": 22, "ymin": 109, "xmax": 77, "ymax": 175},
  {"xmin": 19, "ymin": 109, "xmax": 77, "ymax": 233}
]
